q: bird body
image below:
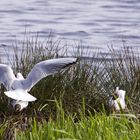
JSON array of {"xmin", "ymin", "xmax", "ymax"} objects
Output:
[
  {"xmin": 109, "ymin": 87, "xmax": 126, "ymax": 111},
  {"xmin": 0, "ymin": 58, "xmax": 77, "ymax": 111}
]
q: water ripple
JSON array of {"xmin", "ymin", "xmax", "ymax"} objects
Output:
[{"xmin": 0, "ymin": 0, "xmax": 139, "ymax": 54}]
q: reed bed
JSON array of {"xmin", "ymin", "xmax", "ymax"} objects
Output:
[{"xmin": 0, "ymin": 34, "xmax": 140, "ymax": 139}]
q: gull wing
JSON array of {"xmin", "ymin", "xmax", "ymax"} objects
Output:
[
  {"xmin": 0, "ymin": 64, "xmax": 16, "ymax": 90},
  {"xmin": 4, "ymin": 89, "xmax": 36, "ymax": 101},
  {"xmin": 21, "ymin": 58, "xmax": 77, "ymax": 90}
]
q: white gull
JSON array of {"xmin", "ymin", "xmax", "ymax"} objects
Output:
[
  {"xmin": 109, "ymin": 87, "xmax": 126, "ymax": 111},
  {"xmin": 0, "ymin": 58, "xmax": 77, "ymax": 111}
]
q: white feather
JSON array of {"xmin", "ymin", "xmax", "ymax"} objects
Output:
[
  {"xmin": 0, "ymin": 58, "xmax": 77, "ymax": 110},
  {"xmin": 4, "ymin": 89, "xmax": 36, "ymax": 101}
]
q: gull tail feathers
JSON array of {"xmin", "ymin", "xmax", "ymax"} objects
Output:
[{"xmin": 4, "ymin": 89, "xmax": 37, "ymax": 102}]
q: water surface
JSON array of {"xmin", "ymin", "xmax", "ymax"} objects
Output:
[{"xmin": 0, "ymin": 0, "xmax": 140, "ymax": 60}]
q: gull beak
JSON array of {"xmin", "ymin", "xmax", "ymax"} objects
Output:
[{"xmin": 15, "ymin": 104, "xmax": 21, "ymax": 112}]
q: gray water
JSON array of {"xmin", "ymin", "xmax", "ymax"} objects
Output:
[{"xmin": 0, "ymin": 0, "xmax": 140, "ymax": 60}]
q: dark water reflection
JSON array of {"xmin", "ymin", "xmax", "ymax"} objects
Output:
[{"xmin": 0, "ymin": 0, "xmax": 140, "ymax": 60}]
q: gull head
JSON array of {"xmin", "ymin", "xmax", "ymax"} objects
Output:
[
  {"xmin": 12, "ymin": 100, "xmax": 29, "ymax": 112},
  {"xmin": 15, "ymin": 104, "xmax": 21, "ymax": 112},
  {"xmin": 13, "ymin": 104, "xmax": 22, "ymax": 112}
]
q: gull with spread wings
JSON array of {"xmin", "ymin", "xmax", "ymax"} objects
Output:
[{"xmin": 0, "ymin": 58, "xmax": 77, "ymax": 112}]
